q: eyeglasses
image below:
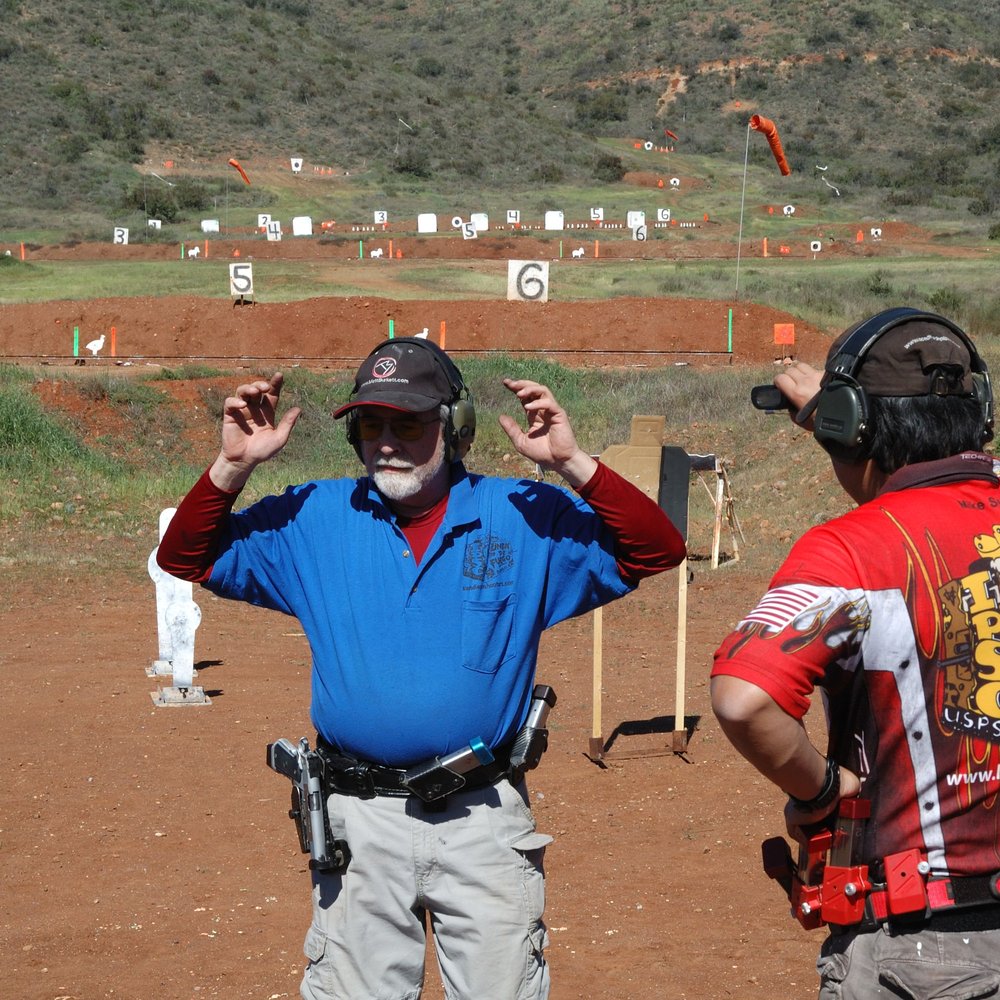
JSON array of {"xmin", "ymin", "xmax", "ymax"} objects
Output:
[{"xmin": 355, "ymin": 413, "xmax": 441, "ymax": 442}]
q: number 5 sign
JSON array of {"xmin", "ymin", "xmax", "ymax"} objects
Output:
[{"xmin": 229, "ymin": 262, "xmax": 254, "ymax": 301}]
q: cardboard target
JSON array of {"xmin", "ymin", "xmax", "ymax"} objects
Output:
[{"xmin": 507, "ymin": 260, "xmax": 549, "ymax": 302}]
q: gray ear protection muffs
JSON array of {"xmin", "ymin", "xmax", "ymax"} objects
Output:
[
  {"xmin": 345, "ymin": 339, "xmax": 476, "ymax": 463},
  {"xmin": 812, "ymin": 307, "xmax": 993, "ymax": 462}
]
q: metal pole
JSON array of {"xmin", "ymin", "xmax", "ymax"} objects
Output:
[{"xmin": 735, "ymin": 121, "xmax": 752, "ymax": 302}]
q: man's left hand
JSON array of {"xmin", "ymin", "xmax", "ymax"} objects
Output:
[{"xmin": 499, "ymin": 379, "xmax": 597, "ymax": 488}]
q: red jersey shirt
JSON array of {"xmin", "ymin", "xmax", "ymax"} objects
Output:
[{"xmin": 713, "ymin": 453, "xmax": 1000, "ymax": 879}]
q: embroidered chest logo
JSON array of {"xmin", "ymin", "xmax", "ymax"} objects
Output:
[{"xmin": 463, "ymin": 534, "xmax": 515, "ymax": 585}]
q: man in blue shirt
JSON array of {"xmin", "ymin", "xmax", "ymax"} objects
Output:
[{"xmin": 159, "ymin": 336, "xmax": 684, "ymax": 999}]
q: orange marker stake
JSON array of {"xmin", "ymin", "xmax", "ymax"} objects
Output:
[{"xmin": 439, "ymin": 321, "xmax": 447, "ymax": 351}]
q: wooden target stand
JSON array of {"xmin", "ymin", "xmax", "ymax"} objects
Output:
[{"xmin": 586, "ymin": 416, "xmax": 742, "ymax": 763}]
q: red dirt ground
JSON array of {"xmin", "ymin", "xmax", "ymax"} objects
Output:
[{"xmin": 0, "ymin": 237, "xmax": 884, "ymax": 1000}]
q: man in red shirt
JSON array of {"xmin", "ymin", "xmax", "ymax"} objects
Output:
[{"xmin": 712, "ymin": 308, "xmax": 1000, "ymax": 997}]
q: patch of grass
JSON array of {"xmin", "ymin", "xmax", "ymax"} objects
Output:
[{"xmin": 156, "ymin": 363, "xmax": 229, "ymax": 380}]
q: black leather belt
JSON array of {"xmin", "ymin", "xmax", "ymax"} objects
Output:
[{"xmin": 315, "ymin": 737, "xmax": 512, "ymax": 800}]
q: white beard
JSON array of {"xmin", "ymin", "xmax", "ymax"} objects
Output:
[{"xmin": 372, "ymin": 454, "xmax": 445, "ymax": 502}]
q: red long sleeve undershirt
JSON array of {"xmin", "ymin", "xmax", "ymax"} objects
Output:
[{"xmin": 156, "ymin": 462, "xmax": 685, "ymax": 584}]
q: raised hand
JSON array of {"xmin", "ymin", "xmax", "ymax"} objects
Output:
[
  {"xmin": 498, "ymin": 378, "xmax": 597, "ymax": 488},
  {"xmin": 774, "ymin": 362, "xmax": 824, "ymax": 429},
  {"xmin": 211, "ymin": 373, "xmax": 302, "ymax": 491}
]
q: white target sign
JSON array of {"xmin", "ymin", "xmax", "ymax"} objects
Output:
[
  {"xmin": 507, "ymin": 260, "xmax": 549, "ymax": 302},
  {"xmin": 113, "ymin": 227, "xmax": 129, "ymax": 245},
  {"xmin": 229, "ymin": 262, "xmax": 254, "ymax": 297}
]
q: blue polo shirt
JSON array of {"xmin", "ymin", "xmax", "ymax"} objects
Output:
[{"xmin": 206, "ymin": 466, "xmax": 631, "ymax": 765}]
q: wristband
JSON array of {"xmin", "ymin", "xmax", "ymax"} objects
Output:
[{"xmin": 789, "ymin": 757, "xmax": 840, "ymax": 812}]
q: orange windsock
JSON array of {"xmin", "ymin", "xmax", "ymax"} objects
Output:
[
  {"xmin": 749, "ymin": 115, "xmax": 791, "ymax": 176},
  {"xmin": 664, "ymin": 128, "xmax": 679, "ymax": 141},
  {"xmin": 228, "ymin": 158, "xmax": 251, "ymax": 185}
]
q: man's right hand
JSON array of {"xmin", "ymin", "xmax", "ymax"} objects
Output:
[{"xmin": 210, "ymin": 373, "xmax": 302, "ymax": 492}]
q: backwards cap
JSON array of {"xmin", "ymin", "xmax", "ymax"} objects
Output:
[{"xmin": 797, "ymin": 310, "xmax": 977, "ymax": 425}]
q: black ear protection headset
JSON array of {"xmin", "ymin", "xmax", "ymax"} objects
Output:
[
  {"xmin": 812, "ymin": 306, "xmax": 994, "ymax": 462},
  {"xmin": 345, "ymin": 338, "xmax": 477, "ymax": 463}
]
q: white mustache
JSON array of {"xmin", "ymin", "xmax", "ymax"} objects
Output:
[{"xmin": 375, "ymin": 460, "xmax": 414, "ymax": 471}]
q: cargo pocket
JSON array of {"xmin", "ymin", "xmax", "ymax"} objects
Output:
[
  {"xmin": 301, "ymin": 924, "xmax": 339, "ymax": 1000},
  {"xmin": 874, "ymin": 930, "xmax": 1000, "ymax": 1000},
  {"xmin": 816, "ymin": 932, "xmax": 854, "ymax": 1000},
  {"xmin": 879, "ymin": 960, "xmax": 1000, "ymax": 999}
]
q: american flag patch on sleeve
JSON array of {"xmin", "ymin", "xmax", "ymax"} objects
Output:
[{"xmin": 741, "ymin": 585, "xmax": 823, "ymax": 632}]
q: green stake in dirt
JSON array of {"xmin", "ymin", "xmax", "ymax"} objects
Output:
[
  {"xmin": 180, "ymin": 242, "xmax": 185, "ymax": 260},
  {"xmin": 73, "ymin": 326, "xmax": 79, "ymax": 358},
  {"xmin": 359, "ymin": 240, "xmax": 363, "ymax": 260},
  {"xmin": 388, "ymin": 319, "xmax": 395, "ymax": 340}
]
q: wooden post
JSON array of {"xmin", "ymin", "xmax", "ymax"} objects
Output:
[
  {"xmin": 711, "ymin": 472, "xmax": 724, "ymax": 569},
  {"xmin": 590, "ymin": 606, "xmax": 604, "ymax": 759},
  {"xmin": 673, "ymin": 559, "xmax": 688, "ymax": 750}
]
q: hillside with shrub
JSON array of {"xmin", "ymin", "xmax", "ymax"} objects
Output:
[{"xmin": 3, "ymin": 0, "xmax": 1000, "ymax": 237}]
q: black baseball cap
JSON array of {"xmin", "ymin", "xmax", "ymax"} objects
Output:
[{"xmin": 334, "ymin": 337, "xmax": 461, "ymax": 417}]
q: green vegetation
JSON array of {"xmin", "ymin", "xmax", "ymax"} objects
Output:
[{"xmin": 2, "ymin": 1, "xmax": 1000, "ymax": 238}]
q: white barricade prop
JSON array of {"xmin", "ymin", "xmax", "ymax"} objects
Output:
[{"xmin": 147, "ymin": 508, "xmax": 209, "ymax": 706}]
